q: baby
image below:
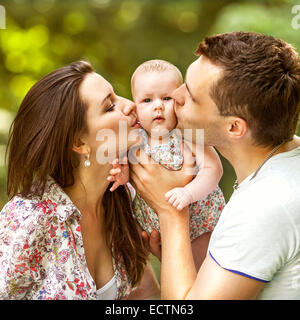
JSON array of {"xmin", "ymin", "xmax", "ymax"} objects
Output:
[{"xmin": 108, "ymin": 59, "xmax": 225, "ymax": 246}]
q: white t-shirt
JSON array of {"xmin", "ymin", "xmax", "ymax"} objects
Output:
[{"xmin": 208, "ymin": 142, "xmax": 300, "ymax": 299}]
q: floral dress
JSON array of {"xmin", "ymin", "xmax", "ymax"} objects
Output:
[
  {"xmin": 132, "ymin": 128, "xmax": 225, "ymax": 241},
  {"xmin": 0, "ymin": 177, "xmax": 132, "ymax": 300}
]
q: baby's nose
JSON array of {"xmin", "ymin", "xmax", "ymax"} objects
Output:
[{"xmin": 153, "ymin": 99, "xmax": 164, "ymax": 111}]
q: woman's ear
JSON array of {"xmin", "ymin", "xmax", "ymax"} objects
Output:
[
  {"xmin": 72, "ymin": 136, "xmax": 90, "ymax": 155},
  {"xmin": 226, "ymin": 116, "xmax": 248, "ymax": 140}
]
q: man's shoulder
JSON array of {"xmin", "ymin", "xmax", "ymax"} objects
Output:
[
  {"xmin": 222, "ymin": 170, "xmax": 300, "ymax": 223},
  {"xmin": 235, "ymin": 159, "xmax": 299, "ymax": 205}
]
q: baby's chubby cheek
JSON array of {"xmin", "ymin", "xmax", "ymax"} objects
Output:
[{"xmin": 136, "ymin": 108, "xmax": 151, "ymax": 128}]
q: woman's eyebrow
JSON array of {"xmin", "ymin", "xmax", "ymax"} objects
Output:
[{"xmin": 101, "ymin": 93, "xmax": 112, "ymax": 105}]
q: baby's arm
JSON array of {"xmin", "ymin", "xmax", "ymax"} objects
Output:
[{"xmin": 166, "ymin": 143, "xmax": 223, "ymax": 210}]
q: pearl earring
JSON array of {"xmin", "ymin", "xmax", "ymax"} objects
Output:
[{"xmin": 84, "ymin": 153, "xmax": 91, "ymax": 168}]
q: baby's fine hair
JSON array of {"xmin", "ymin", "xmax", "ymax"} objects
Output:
[{"xmin": 131, "ymin": 59, "xmax": 183, "ymax": 88}]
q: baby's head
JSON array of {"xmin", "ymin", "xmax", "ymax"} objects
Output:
[{"xmin": 131, "ymin": 59, "xmax": 183, "ymax": 136}]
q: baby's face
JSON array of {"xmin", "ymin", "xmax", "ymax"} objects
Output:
[{"xmin": 132, "ymin": 71, "xmax": 180, "ymax": 136}]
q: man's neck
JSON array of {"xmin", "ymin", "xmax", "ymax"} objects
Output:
[{"xmin": 217, "ymin": 136, "xmax": 300, "ymax": 186}]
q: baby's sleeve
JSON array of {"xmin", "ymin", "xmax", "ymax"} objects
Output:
[{"xmin": 126, "ymin": 182, "xmax": 136, "ymax": 202}]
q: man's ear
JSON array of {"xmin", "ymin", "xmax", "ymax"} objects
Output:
[{"xmin": 226, "ymin": 116, "xmax": 248, "ymax": 140}]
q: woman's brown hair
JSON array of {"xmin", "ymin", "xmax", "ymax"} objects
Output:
[{"xmin": 6, "ymin": 61, "xmax": 147, "ymax": 287}]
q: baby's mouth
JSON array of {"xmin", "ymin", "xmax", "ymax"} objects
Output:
[{"xmin": 153, "ymin": 115, "xmax": 165, "ymax": 122}]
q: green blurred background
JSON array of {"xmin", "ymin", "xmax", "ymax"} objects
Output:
[{"xmin": 0, "ymin": 0, "xmax": 300, "ymax": 282}]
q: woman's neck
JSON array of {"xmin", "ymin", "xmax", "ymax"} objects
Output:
[{"xmin": 64, "ymin": 162, "xmax": 111, "ymax": 217}]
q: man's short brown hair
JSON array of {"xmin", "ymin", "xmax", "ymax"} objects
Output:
[{"xmin": 196, "ymin": 31, "xmax": 300, "ymax": 147}]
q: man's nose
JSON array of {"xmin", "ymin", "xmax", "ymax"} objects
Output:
[{"xmin": 172, "ymin": 85, "xmax": 185, "ymax": 106}]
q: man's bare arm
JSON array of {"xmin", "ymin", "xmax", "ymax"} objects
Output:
[{"xmin": 130, "ymin": 149, "xmax": 265, "ymax": 300}]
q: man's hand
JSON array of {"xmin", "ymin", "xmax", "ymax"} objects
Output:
[
  {"xmin": 141, "ymin": 229, "xmax": 162, "ymax": 261},
  {"xmin": 130, "ymin": 143, "xmax": 195, "ymax": 214}
]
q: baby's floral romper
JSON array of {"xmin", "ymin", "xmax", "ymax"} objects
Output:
[{"xmin": 131, "ymin": 128, "xmax": 225, "ymax": 241}]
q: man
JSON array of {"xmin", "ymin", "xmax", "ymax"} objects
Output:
[{"xmin": 130, "ymin": 32, "xmax": 300, "ymax": 299}]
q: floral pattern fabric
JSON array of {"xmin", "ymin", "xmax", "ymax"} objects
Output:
[
  {"xmin": 0, "ymin": 177, "xmax": 132, "ymax": 300},
  {"xmin": 133, "ymin": 128, "xmax": 225, "ymax": 241}
]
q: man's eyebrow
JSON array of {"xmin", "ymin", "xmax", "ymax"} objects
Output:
[{"xmin": 184, "ymin": 81, "xmax": 196, "ymax": 102}]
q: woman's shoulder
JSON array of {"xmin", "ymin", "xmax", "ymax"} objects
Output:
[
  {"xmin": 0, "ymin": 177, "xmax": 79, "ymax": 234},
  {"xmin": 0, "ymin": 195, "xmax": 53, "ymax": 232}
]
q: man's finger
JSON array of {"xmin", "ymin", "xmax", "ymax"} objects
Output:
[
  {"xmin": 149, "ymin": 229, "xmax": 162, "ymax": 261},
  {"xmin": 141, "ymin": 231, "xmax": 150, "ymax": 252},
  {"xmin": 181, "ymin": 141, "xmax": 196, "ymax": 175}
]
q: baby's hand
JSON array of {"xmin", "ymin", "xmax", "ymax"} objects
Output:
[
  {"xmin": 107, "ymin": 157, "xmax": 129, "ymax": 192},
  {"xmin": 165, "ymin": 187, "xmax": 193, "ymax": 211}
]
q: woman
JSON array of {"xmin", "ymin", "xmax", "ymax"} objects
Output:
[{"xmin": 0, "ymin": 61, "xmax": 159, "ymax": 300}]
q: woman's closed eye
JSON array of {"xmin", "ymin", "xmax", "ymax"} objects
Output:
[{"xmin": 106, "ymin": 103, "xmax": 116, "ymax": 112}]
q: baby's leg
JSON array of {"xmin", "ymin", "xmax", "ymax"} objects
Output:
[
  {"xmin": 188, "ymin": 187, "xmax": 225, "ymax": 270},
  {"xmin": 133, "ymin": 193, "xmax": 161, "ymax": 236},
  {"xmin": 188, "ymin": 186, "xmax": 225, "ymax": 240}
]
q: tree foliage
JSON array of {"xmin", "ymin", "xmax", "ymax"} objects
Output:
[{"xmin": 0, "ymin": 0, "xmax": 299, "ymax": 207}]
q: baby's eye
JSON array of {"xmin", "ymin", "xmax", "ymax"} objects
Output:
[
  {"xmin": 106, "ymin": 103, "xmax": 115, "ymax": 112},
  {"xmin": 143, "ymin": 98, "xmax": 151, "ymax": 103},
  {"xmin": 163, "ymin": 97, "xmax": 172, "ymax": 101}
]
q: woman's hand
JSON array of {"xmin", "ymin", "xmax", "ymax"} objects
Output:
[{"xmin": 130, "ymin": 143, "xmax": 195, "ymax": 214}]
